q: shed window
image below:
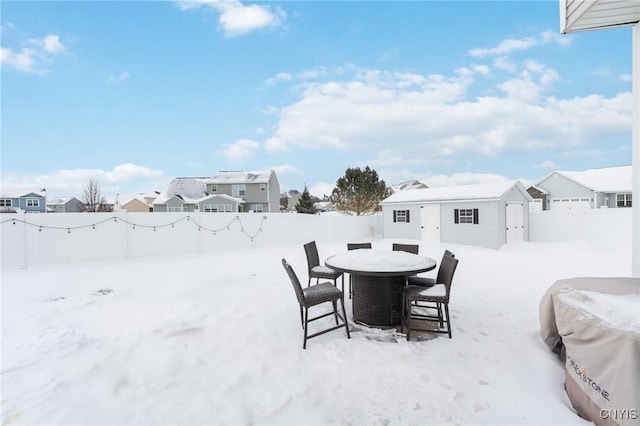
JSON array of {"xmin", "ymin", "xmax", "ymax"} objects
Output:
[
  {"xmin": 454, "ymin": 208, "xmax": 479, "ymax": 224},
  {"xmin": 393, "ymin": 210, "xmax": 410, "ymax": 223},
  {"xmin": 617, "ymin": 193, "xmax": 632, "ymax": 208}
]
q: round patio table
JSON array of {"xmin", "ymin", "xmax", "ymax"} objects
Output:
[{"xmin": 325, "ymin": 250, "xmax": 436, "ymax": 327}]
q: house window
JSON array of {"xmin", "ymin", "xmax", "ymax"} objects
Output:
[
  {"xmin": 617, "ymin": 193, "xmax": 632, "ymax": 208},
  {"xmin": 168, "ymin": 206, "xmax": 183, "ymax": 212},
  {"xmin": 210, "ymin": 185, "xmax": 217, "ymax": 193},
  {"xmin": 232, "ymin": 184, "xmax": 246, "ymax": 197},
  {"xmin": 393, "ymin": 210, "xmax": 410, "ymax": 223},
  {"xmin": 250, "ymin": 204, "xmax": 264, "ymax": 213},
  {"xmin": 203, "ymin": 204, "xmax": 232, "ymax": 212},
  {"xmin": 0, "ymin": 199, "xmax": 12, "ymax": 207},
  {"xmin": 260, "ymin": 184, "xmax": 266, "ymax": 192},
  {"xmin": 454, "ymin": 208, "xmax": 479, "ymax": 224},
  {"xmin": 26, "ymin": 198, "xmax": 40, "ymax": 208}
]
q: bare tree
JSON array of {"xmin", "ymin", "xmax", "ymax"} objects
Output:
[{"xmin": 82, "ymin": 179, "xmax": 107, "ymax": 212}]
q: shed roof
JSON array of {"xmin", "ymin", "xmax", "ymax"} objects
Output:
[{"xmin": 381, "ymin": 180, "xmax": 530, "ymax": 205}]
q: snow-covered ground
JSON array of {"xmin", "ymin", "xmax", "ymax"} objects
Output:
[{"xmin": 1, "ymin": 239, "xmax": 632, "ymax": 425}]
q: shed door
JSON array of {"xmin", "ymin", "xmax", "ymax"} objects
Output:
[
  {"xmin": 420, "ymin": 204, "xmax": 441, "ymax": 243},
  {"xmin": 506, "ymin": 203, "xmax": 524, "ymax": 243}
]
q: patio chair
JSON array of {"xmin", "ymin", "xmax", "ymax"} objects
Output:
[
  {"xmin": 346, "ymin": 242, "xmax": 372, "ymax": 298},
  {"xmin": 401, "ymin": 254, "xmax": 459, "ymax": 340},
  {"xmin": 407, "ymin": 250, "xmax": 455, "ymax": 288},
  {"xmin": 304, "ymin": 241, "xmax": 345, "ymax": 292},
  {"xmin": 282, "ymin": 258, "xmax": 351, "ymax": 349},
  {"xmin": 392, "ymin": 243, "xmax": 419, "ymax": 254}
]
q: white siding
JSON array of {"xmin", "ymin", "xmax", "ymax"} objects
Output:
[
  {"xmin": 382, "ymin": 205, "xmax": 422, "ymax": 240},
  {"xmin": 441, "ymin": 201, "xmax": 502, "ymax": 249}
]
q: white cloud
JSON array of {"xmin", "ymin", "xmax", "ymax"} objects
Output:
[
  {"xmin": 264, "ymin": 61, "xmax": 631, "ymax": 168},
  {"xmin": 468, "ymin": 30, "xmax": 572, "ymax": 58},
  {"xmin": 535, "ymin": 160, "xmax": 557, "ymax": 169},
  {"xmin": 1, "ymin": 33, "xmax": 65, "ymax": 73},
  {"xmin": 176, "ymin": 0, "xmax": 284, "ymax": 37},
  {"xmin": 0, "ymin": 163, "xmax": 166, "ymax": 197},
  {"xmin": 42, "ymin": 34, "xmax": 65, "ymax": 54},
  {"xmin": 421, "ymin": 172, "xmax": 510, "ymax": 188},
  {"xmin": 107, "ymin": 71, "xmax": 130, "ymax": 84},
  {"xmin": 270, "ymin": 164, "xmax": 301, "ymax": 175},
  {"xmin": 0, "ymin": 46, "xmax": 37, "ymax": 72},
  {"xmin": 309, "ymin": 182, "xmax": 334, "ymax": 199},
  {"xmin": 221, "ymin": 138, "xmax": 260, "ymax": 162}
]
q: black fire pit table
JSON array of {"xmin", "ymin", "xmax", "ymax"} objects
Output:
[{"xmin": 325, "ymin": 250, "xmax": 436, "ymax": 327}]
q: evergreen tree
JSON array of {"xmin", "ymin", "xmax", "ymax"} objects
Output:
[
  {"xmin": 330, "ymin": 166, "xmax": 390, "ymax": 215},
  {"xmin": 295, "ymin": 186, "xmax": 317, "ymax": 214}
]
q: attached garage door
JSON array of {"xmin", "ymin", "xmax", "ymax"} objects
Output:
[{"xmin": 550, "ymin": 198, "xmax": 591, "ymax": 210}]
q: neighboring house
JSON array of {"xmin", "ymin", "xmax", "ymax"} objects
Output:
[
  {"xmin": 527, "ymin": 186, "xmax": 548, "ymax": 211},
  {"xmin": 534, "ymin": 165, "xmax": 632, "ymax": 210},
  {"xmin": 113, "ymin": 193, "xmax": 157, "ymax": 213},
  {"xmin": 0, "ymin": 189, "xmax": 47, "ymax": 213},
  {"xmin": 380, "ymin": 180, "xmax": 532, "ymax": 249},
  {"xmin": 154, "ymin": 170, "xmax": 280, "ymax": 213},
  {"xmin": 390, "ymin": 180, "xmax": 428, "ymax": 192},
  {"xmin": 287, "ymin": 192, "xmax": 303, "ymax": 212},
  {"xmin": 47, "ymin": 197, "xmax": 84, "ymax": 213}
]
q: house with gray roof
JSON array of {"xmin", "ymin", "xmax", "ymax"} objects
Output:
[
  {"xmin": 47, "ymin": 197, "xmax": 84, "ymax": 213},
  {"xmin": 380, "ymin": 180, "xmax": 532, "ymax": 249},
  {"xmin": 534, "ymin": 165, "xmax": 632, "ymax": 210},
  {"xmin": 154, "ymin": 170, "xmax": 280, "ymax": 213},
  {"xmin": 0, "ymin": 189, "xmax": 47, "ymax": 214}
]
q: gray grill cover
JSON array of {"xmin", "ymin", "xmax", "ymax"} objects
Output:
[{"xmin": 539, "ymin": 277, "xmax": 640, "ymax": 426}]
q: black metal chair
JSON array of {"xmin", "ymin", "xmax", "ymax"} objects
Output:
[
  {"xmin": 401, "ymin": 254, "xmax": 459, "ymax": 340},
  {"xmin": 304, "ymin": 241, "xmax": 344, "ymax": 292},
  {"xmin": 407, "ymin": 250, "xmax": 455, "ymax": 288},
  {"xmin": 346, "ymin": 242, "xmax": 372, "ymax": 298},
  {"xmin": 392, "ymin": 243, "xmax": 419, "ymax": 254},
  {"xmin": 282, "ymin": 258, "xmax": 351, "ymax": 349}
]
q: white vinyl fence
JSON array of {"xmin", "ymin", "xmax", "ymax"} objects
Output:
[
  {"xmin": 529, "ymin": 208, "xmax": 632, "ymax": 252},
  {"xmin": 1, "ymin": 212, "xmax": 383, "ymax": 269},
  {"xmin": 2, "ymin": 208, "xmax": 631, "ymax": 270}
]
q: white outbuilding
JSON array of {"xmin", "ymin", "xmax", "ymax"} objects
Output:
[{"xmin": 379, "ymin": 180, "xmax": 533, "ymax": 249}]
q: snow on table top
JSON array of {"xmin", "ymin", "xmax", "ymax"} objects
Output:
[{"xmin": 325, "ymin": 249, "xmax": 435, "ymax": 273}]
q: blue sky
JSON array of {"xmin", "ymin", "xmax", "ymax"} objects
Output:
[{"xmin": 1, "ymin": 1, "xmax": 634, "ymax": 199}]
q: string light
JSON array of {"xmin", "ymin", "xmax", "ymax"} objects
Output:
[{"xmin": 1, "ymin": 214, "xmax": 269, "ymax": 241}]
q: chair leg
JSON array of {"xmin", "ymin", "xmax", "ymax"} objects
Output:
[
  {"xmin": 299, "ymin": 305, "xmax": 304, "ymax": 329},
  {"xmin": 303, "ymin": 307, "xmax": 309, "ymax": 349},
  {"xmin": 444, "ymin": 304, "xmax": 452, "ymax": 338},
  {"xmin": 340, "ymin": 296, "xmax": 351, "ymax": 339},
  {"xmin": 307, "ymin": 277, "xmax": 311, "ymax": 288},
  {"xmin": 437, "ymin": 303, "xmax": 444, "ymax": 328},
  {"xmin": 332, "ymin": 300, "xmax": 339, "ymax": 325},
  {"xmin": 349, "ymin": 275, "xmax": 352, "ymax": 299},
  {"xmin": 400, "ymin": 293, "xmax": 406, "ymax": 334}
]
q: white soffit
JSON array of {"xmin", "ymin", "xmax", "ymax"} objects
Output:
[{"xmin": 560, "ymin": 0, "xmax": 640, "ymax": 33}]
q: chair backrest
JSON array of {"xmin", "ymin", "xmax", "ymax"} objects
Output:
[
  {"xmin": 392, "ymin": 243, "xmax": 419, "ymax": 254},
  {"xmin": 303, "ymin": 241, "xmax": 320, "ymax": 273},
  {"xmin": 435, "ymin": 255, "xmax": 459, "ymax": 302},
  {"xmin": 282, "ymin": 258, "xmax": 305, "ymax": 306},
  {"xmin": 347, "ymin": 242, "xmax": 372, "ymax": 251}
]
